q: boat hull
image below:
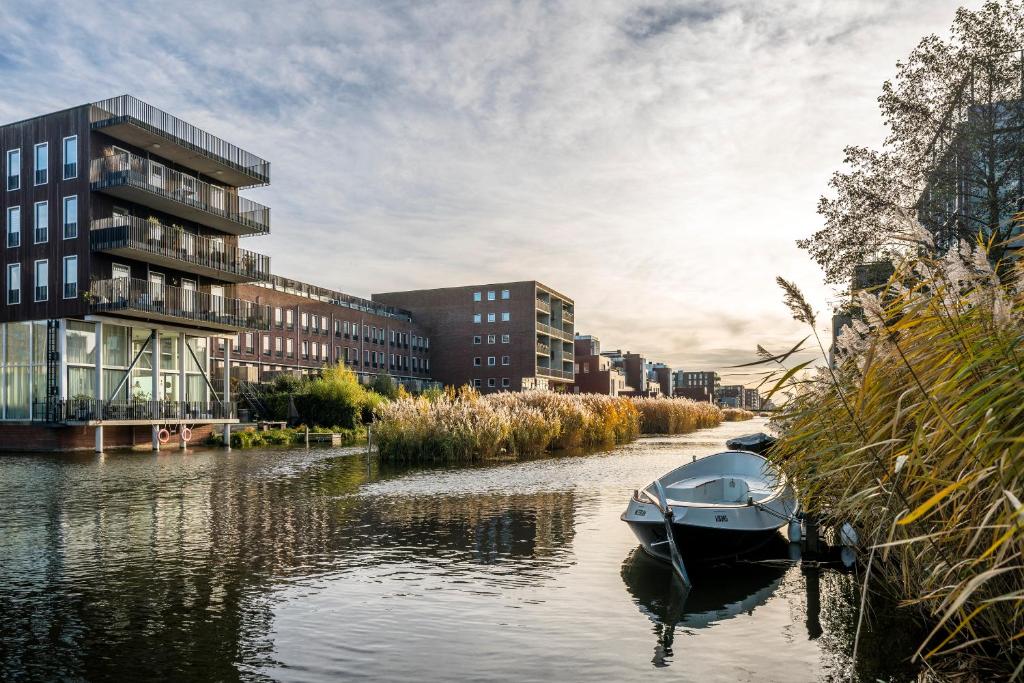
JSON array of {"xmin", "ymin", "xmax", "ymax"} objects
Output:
[{"xmin": 625, "ymin": 517, "xmax": 785, "ymax": 563}]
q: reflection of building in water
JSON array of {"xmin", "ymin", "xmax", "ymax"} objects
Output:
[
  {"xmin": 0, "ymin": 453, "xmax": 578, "ymax": 680},
  {"xmin": 354, "ymin": 490, "xmax": 577, "ymax": 566}
]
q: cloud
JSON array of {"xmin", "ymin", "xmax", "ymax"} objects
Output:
[{"xmin": 0, "ymin": 0, "xmax": 970, "ymax": 385}]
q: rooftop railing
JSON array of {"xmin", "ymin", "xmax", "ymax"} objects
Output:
[
  {"xmin": 90, "ymin": 153, "xmax": 270, "ymax": 235},
  {"xmin": 90, "ymin": 217, "xmax": 270, "ymax": 281},
  {"xmin": 89, "ymin": 277, "xmax": 270, "ymax": 330},
  {"xmin": 90, "ymin": 95, "xmax": 270, "ymax": 185}
]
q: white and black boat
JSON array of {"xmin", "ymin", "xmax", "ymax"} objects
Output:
[{"xmin": 622, "ymin": 449, "xmax": 797, "ymax": 564}]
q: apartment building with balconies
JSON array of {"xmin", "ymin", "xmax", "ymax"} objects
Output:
[
  {"xmin": 209, "ymin": 275, "xmax": 434, "ymax": 391},
  {"xmin": 0, "ymin": 95, "xmax": 270, "ymax": 450},
  {"xmin": 371, "ymin": 281, "xmax": 575, "ymax": 392}
]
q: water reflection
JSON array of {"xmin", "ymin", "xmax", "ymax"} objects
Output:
[{"xmin": 620, "ymin": 547, "xmax": 790, "ymax": 667}]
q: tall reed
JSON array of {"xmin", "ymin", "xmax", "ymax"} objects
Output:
[
  {"xmin": 767, "ymin": 238, "xmax": 1024, "ymax": 677},
  {"xmin": 721, "ymin": 408, "xmax": 755, "ymax": 422},
  {"xmin": 631, "ymin": 397, "xmax": 724, "ymax": 433},
  {"xmin": 373, "ymin": 388, "xmax": 641, "ymax": 464}
]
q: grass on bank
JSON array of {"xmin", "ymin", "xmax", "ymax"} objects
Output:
[
  {"xmin": 206, "ymin": 425, "xmax": 364, "ymax": 448},
  {"xmin": 765, "ymin": 237, "xmax": 1024, "ymax": 678}
]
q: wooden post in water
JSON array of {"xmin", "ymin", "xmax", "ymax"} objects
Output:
[
  {"xmin": 305, "ymin": 426, "xmax": 310, "ymax": 448},
  {"xmin": 804, "ymin": 512, "xmax": 821, "ymax": 556}
]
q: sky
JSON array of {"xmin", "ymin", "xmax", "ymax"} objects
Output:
[{"xmin": 0, "ymin": 0, "xmax": 976, "ymax": 386}]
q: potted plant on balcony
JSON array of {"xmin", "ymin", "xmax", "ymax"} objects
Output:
[{"xmin": 71, "ymin": 393, "xmax": 93, "ymax": 421}]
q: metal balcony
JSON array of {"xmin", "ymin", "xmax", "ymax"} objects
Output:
[
  {"xmin": 536, "ymin": 366, "xmax": 574, "ymax": 381},
  {"xmin": 89, "ymin": 277, "xmax": 270, "ymax": 332},
  {"xmin": 536, "ymin": 298, "xmax": 551, "ymax": 313},
  {"xmin": 90, "ymin": 95, "xmax": 270, "ymax": 187},
  {"xmin": 90, "ymin": 217, "xmax": 270, "ymax": 283},
  {"xmin": 90, "ymin": 153, "xmax": 270, "ymax": 236}
]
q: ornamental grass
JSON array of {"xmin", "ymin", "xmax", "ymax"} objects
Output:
[
  {"xmin": 631, "ymin": 396, "xmax": 724, "ymax": 434},
  {"xmin": 722, "ymin": 408, "xmax": 755, "ymax": 422},
  {"xmin": 372, "ymin": 387, "xmax": 640, "ymax": 464},
  {"xmin": 765, "ymin": 234, "xmax": 1024, "ymax": 678}
]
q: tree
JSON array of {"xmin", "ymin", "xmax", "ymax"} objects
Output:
[{"xmin": 800, "ymin": 1, "xmax": 1024, "ymax": 285}]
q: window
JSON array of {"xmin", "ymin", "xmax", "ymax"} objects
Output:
[
  {"xmin": 286, "ymin": 338, "xmax": 294, "ymax": 357},
  {"xmin": 245, "ymin": 333, "xmax": 254, "ymax": 354},
  {"xmin": 473, "ymin": 357, "xmax": 481, "ymax": 367},
  {"xmin": 6, "ymin": 149, "xmax": 20, "ymax": 190},
  {"xmin": 501, "ymin": 334, "xmax": 510, "ymax": 343},
  {"xmin": 33, "ymin": 201, "xmax": 47, "ymax": 244},
  {"xmin": 7, "ymin": 206, "xmax": 20, "ymax": 248},
  {"xmin": 487, "ymin": 290, "xmax": 496, "ymax": 301},
  {"xmin": 473, "ymin": 379, "xmax": 482, "ymax": 388},
  {"xmin": 487, "ymin": 356, "xmax": 496, "ymax": 366},
  {"xmin": 262, "ymin": 336, "xmax": 270, "ymax": 355},
  {"xmin": 301, "ymin": 341, "xmax": 309, "ymax": 358},
  {"xmin": 62, "ymin": 136, "xmax": 77, "ymax": 179},
  {"xmin": 486, "ymin": 313, "xmax": 495, "ymax": 323},
  {"xmin": 33, "ymin": 142, "xmax": 48, "ymax": 185},
  {"xmin": 321, "ymin": 345, "xmax": 328, "ymax": 361},
  {"xmin": 62, "ymin": 196, "xmax": 77, "ymax": 239},
  {"xmin": 502, "ymin": 378, "xmax": 511, "ymax": 388},
  {"xmin": 274, "ymin": 307, "xmax": 283, "ymax": 327},
  {"xmin": 301, "ymin": 312, "xmax": 309, "ymax": 330},
  {"xmin": 501, "ymin": 312, "xmax": 510, "ymax": 322},
  {"xmin": 473, "ymin": 291, "xmax": 481, "ymax": 302},
  {"xmin": 473, "ymin": 313, "xmax": 481, "ymax": 324},
  {"xmin": 473, "ymin": 335, "xmax": 481, "ymax": 344},
  {"xmin": 364, "ymin": 350, "xmax": 370, "ymax": 364},
  {"xmin": 501, "ymin": 289, "xmax": 510, "ymax": 300},
  {"xmin": 7, "ymin": 263, "xmax": 20, "ymax": 304},
  {"xmin": 286, "ymin": 309, "xmax": 294, "ymax": 329},
  {"xmin": 487, "ymin": 378, "xmax": 496, "ymax": 387},
  {"xmin": 34, "ymin": 259, "xmax": 47, "ymax": 301},
  {"xmin": 62, "ymin": 255, "xmax": 77, "ymax": 299},
  {"xmin": 501, "ymin": 355, "xmax": 510, "ymax": 366}
]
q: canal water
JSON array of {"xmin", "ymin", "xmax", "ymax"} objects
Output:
[{"xmin": 0, "ymin": 418, "xmax": 922, "ymax": 682}]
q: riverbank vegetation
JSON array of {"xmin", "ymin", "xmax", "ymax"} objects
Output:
[
  {"xmin": 631, "ymin": 397, "xmax": 724, "ymax": 434},
  {"xmin": 721, "ymin": 408, "xmax": 755, "ymax": 422},
  {"xmin": 372, "ymin": 389, "xmax": 641, "ymax": 463},
  {"xmin": 252, "ymin": 365, "xmax": 387, "ymax": 429},
  {"xmin": 766, "ymin": 242, "xmax": 1024, "ymax": 678},
  {"xmin": 207, "ymin": 425, "xmax": 364, "ymax": 448}
]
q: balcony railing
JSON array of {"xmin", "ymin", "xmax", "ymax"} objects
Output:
[
  {"xmin": 40, "ymin": 397, "xmax": 235, "ymax": 422},
  {"xmin": 536, "ymin": 298, "xmax": 550, "ymax": 313},
  {"xmin": 90, "ymin": 217, "xmax": 270, "ymax": 281},
  {"xmin": 89, "ymin": 277, "xmax": 269, "ymax": 331},
  {"xmin": 536, "ymin": 322, "xmax": 573, "ymax": 342},
  {"xmin": 90, "ymin": 153, "xmax": 270, "ymax": 235},
  {"xmin": 536, "ymin": 342, "xmax": 550, "ymax": 355},
  {"xmin": 562, "ymin": 310, "xmax": 574, "ymax": 323},
  {"xmin": 90, "ymin": 95, "xmax": 270, "ymax": 185},
  {"xmin": 537, "ymin": 366, "xmax": 574, "ymax": 381}
]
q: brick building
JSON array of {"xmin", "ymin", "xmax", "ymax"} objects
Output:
[
  {"xmin": 570, "ymin": 334, "xmax": 629, "ymax": 395},
  {"xmin": 209, "ymin": 275, "xmax": 434, "ymax": 390},
  {"xmin": 674, "ymin": 370, "xmax": 721, "ymax": 399},
  {"xmin": 649, "ymin": 362, "xmax": 672, "ymax": 397},
  {"xmin": 372, "ymin": 281, "xmax": 574, "ymax": 393}
]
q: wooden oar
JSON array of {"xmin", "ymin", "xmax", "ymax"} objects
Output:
[{"xmin": 653, "ymin": 479, "xmax": 691, "ymax": 588}]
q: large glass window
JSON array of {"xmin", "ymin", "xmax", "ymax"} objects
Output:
[
  {"xmin": 62, "ymin": 255, "xmax": 77, "ymax": 299},
  {"xmin": 62, "ymin": 136, "xmax": 77, "ymax": 179},
  {"xmin": 7, "ymin": 206, "xmax": 19, "ymax": 248},
  {"xmin": 62, "ymin": 195, "xmax": 77, "ymax": 239},
  {"xmin": 33, "ymin": 260, "xmax": 47, "ymax": 302},
  {"xmin": 33, "ymin": 201, "xmax": 47, "ymax": 244},
  {"xmin": 7, "ymin": 148, "xmax": 20, "ymax": 191},
  {"xmin": 33, "ymin": 142, "xmax": 47, "ymax": 185},
  {"xmin": 66, "ymin": 320, "xmax": 96, "ymax": 365},
  {"xmin": 7, "ymin": 263, "xmax": 20, "ymax": 305},
  {"xmin": 102, "ymin": 324, "xmax": 129, "ymax": 367}
]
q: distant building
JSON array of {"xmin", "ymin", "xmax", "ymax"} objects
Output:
[
  {"xmin": 571, "ymin": 335, "xmax": 629, "ymax": 395},
  {"xmin": 372, "ymin": 281, "xmax": 574, "ymax": 393},
  {"xmin": 649, "ymin": 362, "xmax": 672, "ymax": 397},
  {"xmin": 743, "ymin": 388, "xmax": 761, "ymax": 411},
  {"xmin": 674, "ymin": 386, "xmax": 714, "ymax": 402},
  {"xmin": 718, "ymin": 384, "xmax": 745, "ymax": 408},
  {"xmin": 674, "ymin": 371, "xmax": 721, "ymax": 400}
]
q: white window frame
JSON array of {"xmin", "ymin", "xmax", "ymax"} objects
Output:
[
  {"xmin": 33, "ymin": 142, "xmax": 48, "ymax": 186},
  {"xmin": 473, "ymin": 313, "xmax": 481, "ymax": 324},
  {"xmin": 501, "ymin": 289, "xmax": 510, "ymax": 300},
  {"xmin": 33, "ymin": 201, "xmax": 47, "ymax": 244},
  {"xmin": 62, "ymin": 255, "xmax": 77, "ymax": 299},
  {"xmin": 473, "ymin": 335, "xmax": 481, "ymax": 344},
  {"xmin": 502, "ymin": 378, "xmax": 511, "ymax": 387},
  {"xmin": 62, "ymin": 195, "xmax": 78, "ymax": 239},
  {"xmin": 501, "ymin": 356, "xmax": 510, "ymax": 366},
  {"xmin": 487, "ymin": 290, "xmax": 496, "ymax": 301},
  {"xmin": 473, "ymin": 357, "xmax": 481, "ymax": 367},
  {"xmin": 7, "ymin": 263, "xmax": 20, "ymax": 304},
  {"xmin": 487, "ymin": 356, "xmax": 496, "ymax": 367},
  {"xmin": 487, "ymin": 334, "xmax": 495, "ymax": 344},
  {"xmin": 487, "ymin": 313, "xmax": 495, "ymax": 323},
  {"xmin": 487, "ymin": 378, "xmax": 496, "ymax": 387},
  {"xmin": 34, "ymin": 259, "xmax": 48, "ymax": 302},
  {"xmin": 6, "ymin": 148, "xmax": 20, "ymax": 191},
  {"xmin": 62, "ymin": 135, "xmax": 78, "ymax": 180},
  {"xmin": 473, "ymin": 291, "xmax": 481, "ymax": 302},
  {"xmin": 7, "ymin": 206, "xmax": 20, "ymax": 248},
  {"xmin": 501, "ymin": 334, "xmax": 510, "ymax": 343},
  {"xmin": 501, "ymin": 312, "xmax": 510, "ymax": 321}
]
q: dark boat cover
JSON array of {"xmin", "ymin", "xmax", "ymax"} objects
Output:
[{"xmin": 725, "ymin": 432, "xmax": 777, "ymax": 455}]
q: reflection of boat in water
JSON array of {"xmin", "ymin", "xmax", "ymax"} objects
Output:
[{"xmin": 620, "ymin": 546, "xmax": 790, "ymax": 666}]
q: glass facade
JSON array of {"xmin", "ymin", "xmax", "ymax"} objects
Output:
[{"xmin": 0, "ymin": 319, "xmax": 212, "ymax": 420}]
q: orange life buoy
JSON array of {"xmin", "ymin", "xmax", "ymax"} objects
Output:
[
  {"xmin": 158, "ymin": 428, "xmax": 170, "ymax": 444},
  {"xmin": 181, "ymin": 427, "xmax": 192, "ymax": 442}
]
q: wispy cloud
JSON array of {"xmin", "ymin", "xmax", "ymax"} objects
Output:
[{"xmin": 0, "ymin": 0, "xmax": 969, "ymax": 382}]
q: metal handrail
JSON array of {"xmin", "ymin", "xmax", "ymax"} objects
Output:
[
  {"xmin": 90, "ymin": 153, "xmax": 270, "ymax": 235},
  {"xmin": 90, "ymin": 95, "xmax": 270, "ymax": 185},
  {"xmin": 90, "ymin": 217, "xmax": 270, "ymax": 280},
  {"xmin": 89, "ymin": 277, "xmax": 270, "ymax": 330},
  {"xmin": 536, "ymin": 299, "xmax": 551, "ymax": 313},
  {"xmin": 40, "ymin": 397, "xmax": 236, "ymax": 422}
]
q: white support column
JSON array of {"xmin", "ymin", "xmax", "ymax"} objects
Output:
[
  {"xmin": 222, "ymin": 343, "xmax": 231, "ymax": 448},
  {"xmin": 151, "ymin": 329, "xmax": 160, "ymax": 451},
  {"xmin": 94, "ymin": 320, "xmax": 104, "ymax": 453},
  {"xmin": 58, "ymin": 319, "xmax": 68, "ymax": 401},
  {"xmin": 178, "ymin": 332, "xmax": 187, "ymax": 449}
]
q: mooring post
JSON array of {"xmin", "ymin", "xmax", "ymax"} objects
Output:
[
  {"xmin": 305, "ymin": 426, "xmax": 309, "ymax": 447},
  {"xmin": 804, "ymin": 512, "xmax": 821, "ymax": 557}
]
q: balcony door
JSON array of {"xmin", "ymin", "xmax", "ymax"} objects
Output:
[
  {"xmin": 209, "ymin": 284, "xmax": 225, "ymax": 317},
  {"xmin": 112, "ymin": 263, "xmax": 130, "ymax": 302},
  {"xmin": 149, "ymin": 161, "xmax": 165, "ymax": 190},
  {"xmin": 149, "ymin": 272, "xmax": 165, "ymax": 307},
  {"xmin": 182, "ymin": 278, "xmax": 196, "ymax": 314}
]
